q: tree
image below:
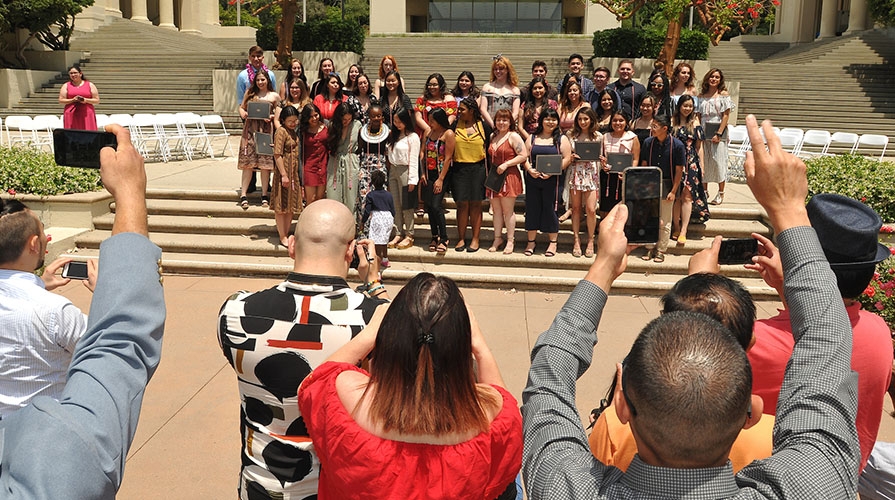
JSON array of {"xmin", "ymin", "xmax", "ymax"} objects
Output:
[
  {"xmin": 868, "ymin": 0, "xmax": 895, "ymax": 25},
  {"xmin": 0, "ymin": 0, "xmax": 95, "ymax": 68},
  {"xmin": 591, "ymin": 0, "xmax": 779, "ymax": 70}
]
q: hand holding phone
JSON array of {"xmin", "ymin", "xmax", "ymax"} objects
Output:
[
  {"xmin": 53, "ymin": 129, "xmax": 118, "ymax": 168},
  {"xmin": 718, "ymin": 238, "xmax": 759, "ymax": 265},
  {"xmin": 622, "ymin": 167, "xmax": 662, "ymax": 244},
  {"xmin": 62, "ymin": 260, "xmax": 90, "ymax": 280}
]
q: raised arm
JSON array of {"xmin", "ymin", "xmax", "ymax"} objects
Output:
[
  {"xmin": 522, "ymin": 205, "xmax": 629, "ymax": 498},
  {"xmin": 735, "ymin": 115, "xmax": 858, "ymax": 497},
  {"xmin": 0, "ymin": 124, "xmax": 164, "ymax": 498}
]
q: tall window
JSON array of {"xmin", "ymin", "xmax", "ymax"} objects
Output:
[{"xmin": 429, "ymin": 0, "xmax": 561, "ymax": 33}]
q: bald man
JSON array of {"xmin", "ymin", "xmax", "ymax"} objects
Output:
[{"xmin": 218, "ymin": 200, "xmax": 388, "ymax": 499}]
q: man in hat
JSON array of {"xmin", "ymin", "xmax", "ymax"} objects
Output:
[{"xmin": 746, "ymin": 193, "xmax": 893, "ymax": 472}]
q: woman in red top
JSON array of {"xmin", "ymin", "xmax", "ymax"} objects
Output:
[
  {"xmin": 312, "ymin": 73, "xmax": 348, "ymax": 124},
  {"xmin": 298, "ymin": 273, "xmax": 522, "ymax": 500},
  {"xmin": 414, "ymin": 72, "xmax": 457, "ymax": 136}
]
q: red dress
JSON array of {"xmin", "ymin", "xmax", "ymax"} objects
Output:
[
  {"xmin": 302, "ymin": 126, "xmax": 329, "ymax": 187},
  {"xmin": 63, "ymin": 81, "xmax": 96, "ymax": 130},
  {"xmin": 487, "ymin": 137, "xmax": 523, "ymax": 198},
  {"xmin": 298, "ymin": 361, "xmax": 522, "ymax": 500}
]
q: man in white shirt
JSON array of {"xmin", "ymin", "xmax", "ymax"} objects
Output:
[{"xmin": 0, "ymin": 199, "xmax": 94, "ymax": 417}]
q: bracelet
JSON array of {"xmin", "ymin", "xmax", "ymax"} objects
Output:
[
  {"xmin": 370, "ymin": 287, "xmax": 388, "ymax": 297},
  {"xmin": 367, "ymin": 284, "xmax": 385, "ymax": 295},
  {"xmin": 366, "ymin": 279, "xmax": 381, "ymax": 288}
]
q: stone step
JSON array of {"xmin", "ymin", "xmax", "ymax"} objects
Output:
[{"xmin": 68, "ymin": 232, "xmax": 778, "ymax": 298}]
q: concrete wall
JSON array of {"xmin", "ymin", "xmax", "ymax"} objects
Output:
[
  {"xmin": 214, "ymin": 52, "xmax": 362, "ymax": 113},
  {"xmin": 371, "ymin": 0, "xmax": 407, "ymax": 34},
  {"xmin": 0, "ymin": 69, "xmax": 61, "ymax": 108}
]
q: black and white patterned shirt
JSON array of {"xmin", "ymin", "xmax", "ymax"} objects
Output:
[{"xmin": 522, "ymin": 226, "xmax": 859, "ymax": 498}]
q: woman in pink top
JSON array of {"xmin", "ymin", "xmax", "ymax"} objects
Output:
[
  {"xmin": 299, "ymin": 273, "xmax": 522, "ymax": 500},
  {"xmin": 59, "ymin": 65, "xmax": 99, "ymax": 130}
]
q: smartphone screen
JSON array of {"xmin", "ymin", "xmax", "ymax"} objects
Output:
[
  {"xmin": 623, "ymin": 167, "xmax": 662, "ymax": 244},
  {"xmin": 53, "ymin": 129, "xmax": 117, "ymax": 168},
  {"xmin": 62, "ymin": 261, "xmax": 89, "ymax": 280},
  {"xmin": 718, "ymin": 238, "xmax": 759, "ymax": 265}
]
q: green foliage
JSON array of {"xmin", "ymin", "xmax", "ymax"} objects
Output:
[
  {"xmin": 0, "ymin": 0, "xmax": 94, "ymax": 48},
  {"xmin": 806, "ymin": 154, "xmax": 895, "ymax": 221},
  {"xmin": 869, "ymin": 0, "xmax": 895, "ymax": 26},
  {"xmin": 0, "ymin": 146, "xmax": 101, "ymax": 196},
  {"xmin": 592, "ymin": 28, "xmax": 708, "ymax": 59},
  {"xmin": 257, "ymin": 18, "xmax": 365, "ymax": 53},
  {"xmin": 219, "ymin": 4, "xmax": 263, "ymax": 28},
  {"xmin": 858, "ymin": 255, "xmax": 895, "ymax": 331}
]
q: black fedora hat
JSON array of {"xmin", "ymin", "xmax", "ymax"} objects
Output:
[{"xmin": 807, "ymin": 193, "xmax": 890, "ymax": 269}]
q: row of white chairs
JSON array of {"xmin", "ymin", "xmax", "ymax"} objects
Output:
[
  {"xmin": 726, "ymin": 125, "xmax": 890, "ymax": 179},
  {"xmin": 1, "ymin": 113, "xmax": 235, "ymax": 162}
]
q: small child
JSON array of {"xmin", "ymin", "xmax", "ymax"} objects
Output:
[{"xmin": 362, "ymin": 170, "xmax": 396, "ymax": 268}]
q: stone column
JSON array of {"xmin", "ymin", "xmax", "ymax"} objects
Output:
[
  {"xmin": 846, "ymin": 0, "xmax": 869, "ymax": 33},
  {"xmin": 179, "ymin": 0, "xmax": 201, "ymax": 33},
  {"xmin": 130, "ymin": 0, "xmax": 151, "ymax": 23},
  {"xmin": 818, "ymin": 0, "xmax": 838, "ymax": 38},
  {"xmin": 105, "ymin": 0, "xmax": 122, "ymax": 16},
  {"xmin": 158, "ymin": 0, "xmax": 177, "ymax": 29}
]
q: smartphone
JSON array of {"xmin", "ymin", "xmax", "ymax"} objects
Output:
[
  {"xmin": 53, "ymin": 129, "xmax": 117, "ymax": 168},
  {"xmin": 718, "ymin": 238, "xmax": 759, "ymax": 265},
  {"xmin": 61, "ymin": 260, "xmax": 89, "ymax": 280},
  {"xmin": 348, "ymin": 241, "xmax": 370, "ymax": 269},
  {"xmin": 622, "ymin": 167, "xmax": 662, "ymax": 244}
]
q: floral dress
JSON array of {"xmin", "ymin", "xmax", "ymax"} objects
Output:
[{"xmin": 674, "ymin": 125, "xmax": 711, "ymax": 224}]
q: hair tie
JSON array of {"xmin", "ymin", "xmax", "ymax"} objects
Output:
[{"xmin": 418, "ymin": 330, "xmax": 435, "ymax": 345}]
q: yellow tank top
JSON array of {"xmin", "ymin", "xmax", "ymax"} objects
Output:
[{"xmin": 453, "ymin": 121, "xmax": 487, "ymax": 163}]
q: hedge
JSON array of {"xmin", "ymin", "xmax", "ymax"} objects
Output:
[
  {"xmin": 257, "ymin": 18, "xmax": 365, "ymax": 55},
  {"xmin": 592, "ymin": 28, "xmax": 709, "ymax": 60},
  {"xmin": 805, "ymin": 154, "xmax": 895, "ymax": 221},
  {"xmin": 0, "ymin": 146, "xmax": 101, "ymax": 196}
]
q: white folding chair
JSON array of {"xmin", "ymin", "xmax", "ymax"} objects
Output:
[
  {"xmin": 95, "ymin": 114, "xmax": 111, "ymax": 129},
  {"xmin": 798, "ymin": 130, "xmax": 832, "ymax": 159},
  {"xmin": 829, "ymin": 132, "xmax": 859, "ymax": 155},
  {"xmin": 5, "ymin": 115, "xmax": 38, "ymax": 147},
  {"xmin": 32, "ymin": 115, "xmax": 63, "ymax": 152},
  {"xmin": 175, "ymin": 112, "xmax": 210, "ymax": 160},
  {"xmin": 200, "ymin": 114, "xmax": 235, "ymax": 158},
  {"xmin": 130, "ymin": 113, "xmax": 166, "ymax": 162},
  {"xmin": 107, "ymin": 114, "xmax": 133, "ymax": 127},
  {"xmin": 855, "ymin": 134, "xmax": 889, "ymax": 161},
  {"xmin": 726, "ymin": 125, "xmax": 750, "ymax": 180},
  {"xmin": 154, "ymin": 113, "xmax": 191, "ymax": 161},
  {"xmin": 777, "ymin": 128, "xmax": 804, "ymax": 155}
]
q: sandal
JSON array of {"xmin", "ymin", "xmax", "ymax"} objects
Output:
[
  {"xmin": 436, "ymin": 240, "xmax": 448, "ymax": 253},
  {"xmin": 524, "ymin": 239, "xmax": 536, "ymax": 257},
  {"xmin": 572, "ymin": 240, "xmax": 582, "ymax": 258},
  {"xmin": 653, "ymin": 252, "xmax": 666, "ymax": 263},
  {"xmin": 545, "ymin": 240, "xmax": 557, "ymax": 258},
  {"xmin": 388, "ymin": 234, "xmax": 403, "ymax": 249},
  {"xmin": 677, "ymin": 235, "xmax": 687, "ymax": 245},
  {"xmin": 488, "ymin": 237, "xmax": 503, "ymax": 253},
  {"xmin": 710, "ymin": 191, "xmax": 724, "ymax": 205},
  {"xmin": 429, "ymin": 238, "xmax": 438, "ymax": 252},
  {"xmin": 239, "ymin": 196, "xmax": 249, "ymax": 210},
  {"xmin": 641, "ymin": 248, "xmax": 655, "ymax": 261},
  {"xmin": 503, "ymin": 239, "xmax": 515, "ymax": 255},
  {"xmin": 585, "ymin": 239, "xmax": 594, "ymax": 258},
  {"xmin": 261, "ymin": 195, "xmax": 270, "ymax": 208},
  {"xmin": 397, "ymin": 236, "xmax": 414, "ymax": 249}
]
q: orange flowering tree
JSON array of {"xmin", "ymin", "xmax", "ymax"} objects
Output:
[{"xmin": 591, "ymin": 0, "xmax": 780, "ymax": 70}]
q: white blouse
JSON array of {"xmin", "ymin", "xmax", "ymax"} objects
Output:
[{"xmin": 387, "ymin": 132, "xmax": 421, "ymax": 186}]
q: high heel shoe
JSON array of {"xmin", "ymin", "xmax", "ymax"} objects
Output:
[
  {"xmin": 571, "ymin": 239, "xmax": 582, "ymax": 258},
  {"xmin": 545, "ymin": 240, "xmax": 557, "ymax": 257},
  {"xmin": 524, "ymin": 239, "xmax": 536, "ymax": 257},
  {"xmin": 585, "ymin": 239, "xmax": 594, "ymax": 258},
  {"xmin": 503, "ymin": 239, "xmax": 515, "ymax": 255}
]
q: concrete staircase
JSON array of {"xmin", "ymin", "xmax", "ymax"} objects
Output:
[
  {"xmin": 709, "ymin": 30, "xmax": 895, "ymax": 138},
  {"xmin": 64, "ymin": 187, "xmax": 777, "ymax": 297},
  {"xmin": 361, "ymin": 35, "xmax": 596, "ymax": 95},
  {"xmin": 1, "ymin": 18, "xmax": 249, "ymax": 118}
]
